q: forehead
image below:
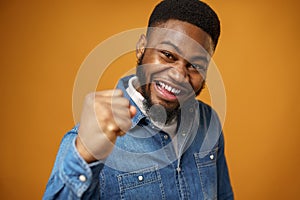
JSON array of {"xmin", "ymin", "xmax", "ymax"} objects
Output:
[{"xmin": 146, "ymin": 19, "xmax": 213, "ymax": 57}]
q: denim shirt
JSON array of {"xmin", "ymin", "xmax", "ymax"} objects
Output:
[{"xmin": 43, "ymin": 75, "xmax": 234, "ymax": 200}]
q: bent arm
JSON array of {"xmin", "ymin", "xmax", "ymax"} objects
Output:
[{"xmin": 43, "ymin": 126, "xmax": 104, "ymax": 200}]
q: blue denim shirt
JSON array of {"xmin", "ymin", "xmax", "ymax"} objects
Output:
[{"xmin": 43, "ymin": 75, "xmax": 233, "ymax": 200}]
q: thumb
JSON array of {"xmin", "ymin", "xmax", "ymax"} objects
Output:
[{"xmin": 129, "ymin": 105, "xmax": 137, "ymax": 118}]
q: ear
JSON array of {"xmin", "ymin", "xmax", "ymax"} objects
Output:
[{"xmin": 136, "ymin": 34, "xmax": 147, "ymax": 61}]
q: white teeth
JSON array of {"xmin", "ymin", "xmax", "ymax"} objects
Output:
[{"xmin": 157, "ymin": 81, "xmax": 181, "ymax": 95}]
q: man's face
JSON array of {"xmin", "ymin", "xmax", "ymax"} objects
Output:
[{"xmin": 136, "ymin": 19, "xmax": 213, "ymax": 117}]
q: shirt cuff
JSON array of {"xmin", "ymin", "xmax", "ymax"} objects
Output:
[{"xmin": 59, "ymin": 136, "xmax": 104, "ymax": 197}]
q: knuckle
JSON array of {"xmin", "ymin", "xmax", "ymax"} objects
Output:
[
  {"xmin": 114, "ymin": 89, "xmax": 123, "ymax": 96},
  {"xmin": 122, "ymin": 98, "xmax": 130, "ymax": 106},
  {"xmin": 114, "ymin": 97, "xmax": 129, "ymax": 107},
  {"xmin": 106, "ymin": 123, "xmax": 119, "ymax": 132}
]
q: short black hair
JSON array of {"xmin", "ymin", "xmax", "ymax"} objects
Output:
[{"xmin": 148, "ymin": 0, "xmax": 220, "ymax": 50}]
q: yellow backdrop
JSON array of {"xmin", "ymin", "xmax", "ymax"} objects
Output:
[{"xmin": 1, "ymin": 0, "xmax": 299, "ymax": 199}]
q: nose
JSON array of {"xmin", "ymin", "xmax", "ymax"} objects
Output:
[{"xmin": 168, "ymin": 62, "xmax": 188, "ymax": 83}]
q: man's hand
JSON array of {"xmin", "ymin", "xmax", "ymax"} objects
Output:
[{"xmin": 75, "ymin": 89, "xmax": 136, "ymax": 163}]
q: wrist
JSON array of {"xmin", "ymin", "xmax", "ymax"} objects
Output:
[{"xmin": 75, "ymin": 136, "xmax": 97, "ymax": 163}]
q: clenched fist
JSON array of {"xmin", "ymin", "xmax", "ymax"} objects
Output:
[{"xmin": 76, "ymin": 89, "xmax": 136, "ymax": 163}]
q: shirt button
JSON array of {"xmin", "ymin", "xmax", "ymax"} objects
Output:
[
  {"xmin": 79, "ymin": 175, "xmax": 87, "ymax": 182},
  {"xmin": 210, "ymin": 154, "xmax": 214, "ymax": 160},
  {"xmin": 189, "ymin": 108, "xmax": 194, "ymax": 112},
  {"xmin": 181, "ymin": 132, "xmax": 186, "ymax": 137},
  {"xmin": 138, "ymin": 175, "xmax": 144, "ymax": 181},
  {"xmin": 176, "ymin": 167, "xmax": 181, "ymax": 172},
  {"xmin": 164, "ymin": 134, "xmax": 169, "ymax": 140}
]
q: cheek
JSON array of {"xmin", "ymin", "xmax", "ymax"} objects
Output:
[
  {"xmin": 140, "ymin": 64, "xmax": 163, "ymax": 82},
  {"xmin": 141, "ymin": 68, "xmax": 154, "ymax": 84},
  {"xmin": 190, "ymin": 75, "xmax": 205, "ymax": 91},
  {"xmin": 137, "ymin": 66, "xmax": 156, "ymax": 93}
]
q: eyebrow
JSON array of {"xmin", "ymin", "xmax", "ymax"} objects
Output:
[
  {"xmin": 189, "ymin": 55, "xmax": 210, "ymax": 64},
  {"xmin": 160, "ymin": 40, "xmax": 209, "ymax": 63},
  {"xmin": 160, "ymin": 41, "xmax": 183, "ymax": 55}
]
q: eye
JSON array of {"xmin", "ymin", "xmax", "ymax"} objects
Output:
[
  {"xmin": 190, "ymin": 64, "xmax": 207, "ymax": 72},
  {"xmin": 161, "ymin": 50, "xmax": 175, "ymax": 60}
]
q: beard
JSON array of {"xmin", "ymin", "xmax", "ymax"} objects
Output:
[{"xmin": 136, "ymin": 65, "xmax": 180, "ymax": 125}]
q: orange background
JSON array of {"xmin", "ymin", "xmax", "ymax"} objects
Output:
[{"xmin": 1, "ymin": 0, "xmax": 300, "ymax": 199}]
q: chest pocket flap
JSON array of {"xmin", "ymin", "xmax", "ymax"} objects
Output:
[{"xmin": 117, "ymin": 166, "xmax": 165, "ymax": 200}]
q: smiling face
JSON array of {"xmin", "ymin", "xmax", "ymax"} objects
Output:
[{"xmin": 136, "ymin": 19, "xmax": 213, "ymax": 122}]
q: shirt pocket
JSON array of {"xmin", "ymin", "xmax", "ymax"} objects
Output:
[
  {"xmin": 117, "ymin": 166, "xmax": 165, "ymax": 200},
  {"xmin": 194, "ymin": 148, "xmax": 218, "ymax": 200}
]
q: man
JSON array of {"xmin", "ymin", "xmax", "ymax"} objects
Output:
[{"xmin": 44, "ymin": 0, "xmax": 233, "ymax": 199}]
